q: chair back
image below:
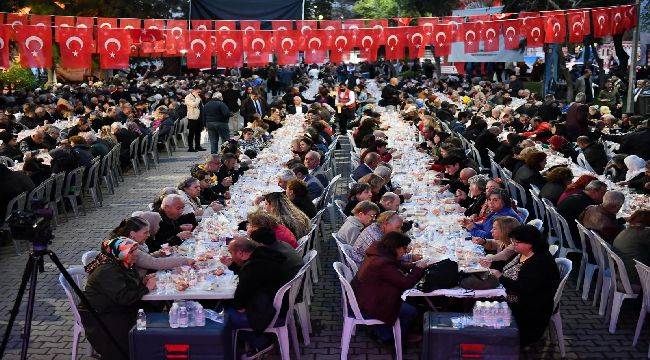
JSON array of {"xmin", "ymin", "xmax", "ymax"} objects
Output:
[
  {"xmin": 58, "ymin": 266, "xmax": 88, "ymax": 328},
  {"xmin": 529, "ymin": 189, "xmax": 546, "ymax": 222},
  {"xmin": 333, "ymin": 262, "xmax": 365, "ymax": 321},
  {"xmin": 553, "ymin": 258, "xmax": 573, "ymax": 309},
  {"xmin": 549, "ymin": 244, "xmax": 559, "ymax": 256},
  {"xmin": 332, "ymin": 233, "xmax": 346, "ymax": 263},
  {"xmin": 634, "ymin": 260, "xmax": 650, "ymax": 312},
  {"xmin": 517, "ymin": 207, "xmax": 529, "ymax": 223},
  {"xmin": 0, "ymin": 156, "xmax": 15, "ymax": 167},
  {"xmin": 267, "ymin": 264, "xmax": 308, "ymax": 329},
  {"xmin": 577, "ymin": 152, "xmax": 596, "ymax": 173},
  {"xmin": 100, "ymin": 153, "xmax": 111, "ymax": 177},
  {"xmin": 489, "ymin": 158, "xmax": 500, "ymax": 179},
  {"xmin": 129, "ymin": 138, "xmax": 140, "ymax": 157},
  {"xmin": 65, "ymin": 167, "xmax": 85, "ymax": 196},
  {"xmin": 84, "ymin": 161, "xmax": 101, "ymax": 190},
  {"xmin": 112, "ymin": 143, "xmax": 121, "ymax": 166},
  {"xmin": 507, "ymin": 179, "xmax": 528, "ymax": 208},
  {"xmin": 588, "ymin": 231, "xmax": 609, "ymax": 272},
  {"xmin": 602, "ymin": 241, "xmax": 637, "ymax": 296},
  {"xmin": 576, "ymin": 221, "xmax": 596, "ymax": 263},
  {"xmin": 82, "ymin": 250, "xmax": 100, "ymax": 266},
  {"xmin": 334, "ymin": 199, "xmax": 348, "ymax": 221},
  {"xmin": 310, "ymin": 208, "xmax": 326, "ymax": 226},
  {"xmin": 319, "ymin": 174, "xmax": 341, "ymax": 208},
  {"xmin": 5, "ymin": 192, "xmax": 27, "ymax": 221},
  {"xmin": 139, "ymin": 135, "xmax": 149, "ymax": 155},
  {"xmin": 340, "ymin": 244, "xmax": 359, "ymax": 274},
  {"xmin": 26, "ymin": 182, "xmax": 48, "ymax": 210},
  {"xmin": 148, "ymin": 131, "xmax": 159, "ymax": 152}
]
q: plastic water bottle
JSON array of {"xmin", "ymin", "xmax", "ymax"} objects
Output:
[
  {"xmin": 501, "ymin": 302, "xmax": 512, "ymax": 327},
  {"xmin": 195, "ymin": 303, "xmax": 205, "ymax": 326},
  {"xmin": 496, "ymin": 302, "xmax": 508, "ymax": 329},
  {"xmin": 473, "ymin": 301, "xmax": 484, "ymax": 327},
  {"xmin": 186, "ymin": 302, "xmax": 196, "ymax": 327},
  {"xmin": 136, "ymin": 309, "xmax": 146, "ymax": 330},
  {"xmin": 179, "ymin": 306, "xmax": 189, "ymax": 328},
  {"xmin": 169, "ymin": 303, "xmax": 179, "ymax": 329}
]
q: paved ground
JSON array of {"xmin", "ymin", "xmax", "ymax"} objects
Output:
[{"xmin": 0, "ymin": 137, "xmax": 648, "ymax": 359}]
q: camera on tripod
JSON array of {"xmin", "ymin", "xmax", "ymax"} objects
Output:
[{"xmin": 6, "ymin": 200, "xmax": 54, "ymax": 249}]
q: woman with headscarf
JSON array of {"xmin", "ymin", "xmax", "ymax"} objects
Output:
[
  {"xmin": 79, "ymin": 237, "xmax": 156, "ymax": 360},
  {"xmin": 621, "ymin": 155, "xmax": 646, "ymax": 184},
  {"xmin": 548, "ymin": 123, "xmax": 577, "ymax": 160}
]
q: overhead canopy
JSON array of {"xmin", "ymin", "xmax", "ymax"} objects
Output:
[{"xmin": 190, "ymin": 0, "xmax": 304, "ymax": 20}]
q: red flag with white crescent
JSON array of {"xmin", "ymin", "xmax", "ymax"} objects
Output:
[
  {"xmin": 298, "ymin": 20, "xmax": 318, "ymax": 48},
  {"xmin": 0, "ymin": 25, "xmax": 9, "ymax": 69},
  {"xmin": 622, "ymin": 5, "xmax": 637, "ymax": 31},
  {"xmin": 543, "ymin": 11, "xmax": 566, "ymax": 44},
  {"xmin": 276, "ymin": 30, "xmax": 300, "ymax": 65},
  {"xmin": 141, "ymin": 19, "xmax": 166, "ymax": 54},
  {"xmin": 417, "ymin": 17, "xmax": 438, "ymax": 44},
  {"xmin": 482, "ymin": 21, "xmax": 501, "ymax": 52},
  {"xmin": 98, "ymin": 28, "xmax": 130, "ymax": 69},
  {"xmin": 591, "ymin": 7, "xmax": 612, "ymax": 38},
  {"xmin": 7, "ymin": 13, "xmax": 28, "ymax": 40},
  {"xmin": 272, "ymin": 20, "xmax": 293, "ymax": 33},
  {"xmin": 215, "ymin": 21, "xmax": 236, "ymax": 33},
  {"xmin": 329, "ymin": 29, "xmax": 354, "ymax": 64},
  {"xmin": 29, "ymin": 14, "xmax": 51, "ymax": 28},
  {"xmin": 343, "ymin": 19, "xmax": 364, "ymax": 43},
  {"xmin": 432, "ymin": 23, "xmax": 452, "ymax": 57},
  {"xmin": 303, "ymin": 29, "xmax": 327, "ymax": 64},
  {"xmin": 58, "ymin": 26, "xmax": 93, "ymax": 69},
  {"xmin": 502, "ymin": 19, "xmax": 522, "ymax": 50},
  {"xmin": 523, "ymin": 16, "xmax": 545, "ymax": 47},
  {"xmin": 186, "ymin": 30, "xmax": 212, "ymax": 69},
  {"xmin": 357, "ymin": 28, "xmax": 379, "ymax": 62},
  {"xmin": 610, "ymin": 6, "xmax": 626, "ymax": 35},
  {"xmin": 567, "ymin": 10, "xmax": 590, "ymax": 43},
  {"xmin": 16, "ymin": 25, "xmax": 53, "ymax": 68},
  {"xmin": 216, "ymin": 29, "xmax": 243, "ymax": 68},
  {"xmin": 441, "ymin": 16, "xmax": 463, "ymax": 42},
  {"xmin": 367, "ymin": 19, "xmax": 388, "ymax": 45},
  {"xmin": 384, "ymin": 27, "xmax": 406, "ymax": 61},
  {"xmin": 240, "ymin": 20, "xmax": 260, "ymax": 38},
  {"xmin": 191, "ymin": 20, "xmax": 212, "ymax": 31},
  {"xmin": 243, "ymin": 30, "xmax": 272, "ymax": 67},
  {"xmin": 166, "ymin": 20, "xmax": 188, "ymax": 55},
  {"xmin": 319, "ymin": 20, "xmax": 341, "ymax": 43},
  {"xmin": 405, "ymin": 26, "xmax": 426, "ymax": 58},
  {"xmin": 462, "ymin": 22, "xmax": 481, "ymax": 53},
  {"xmin": 119, "ymin": 18, "xmax": 141, "ymax": 56},
  {"xmin": 97, "ymin": 18, "xmax": 118, "ymax": 30},
  {"xmin": 54, "ymin": 16, "xmax": 75, "ymax": 42}
]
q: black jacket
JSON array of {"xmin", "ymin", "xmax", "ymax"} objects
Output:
[
  {"xmin": 292, "ymin": 196, "xmax": 317, "ymax": 219},
  {"xmin": 581, "ymin": 142, "xmax": 608, "ymax": 175},
  {"xmin": 149, "ymin": 212, "xmax": 198, "ymax": 251},
  {"xmin": 558, "ymin": 191, "xmax": 597, "ymax": 242},
  {"xmin": 0, "ymin": 165, "xmax": 35, "ymax": 220},
  {"xmin": 287, "ymin": 104, "xmax": 308, "ymax": 115},
  {"xmin": 222, "ymin": 89, "xmax": 241, "ymax": 112},
  {"xmin": 539, "ymin": 182, "xmax": 566, "ymax": 206},
  {"xmin": 203, "ymin": 99, "xmax": 231, "ymax": 124},
  {"xmin": 514, "ymin": 164, "xmax": 547, "ymax": 191},
  {"xmin": 380, "ymin": 84, "xmax": 400, "ymax": 107}
]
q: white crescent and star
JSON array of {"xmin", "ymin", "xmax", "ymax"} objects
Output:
[
  {"xmin": 99, "ymin": 22, "xmax": 112, "ymax": 29},
  {"xmin": 280, "ymin": 37, "xmax": 294, "ymax": 54},
  {"xmin": 422, "ymin": 22, "xmax": 434, "ymax": 36},
  {"xmin": 251, "ymin": 38, "xmax": 265, "ymax": 55},
  {"xmin": 410, "ymin": 32, "xmax": 423, "ymax": 48},
  {"xmin": 531, "ymin": 27, "xmax": 541, "ymax": 41},
  {"xmin": 553, "ymin": 22, "xmax": 561, "ymax": 37},
  {"xmin": 103, "ymin": 38, "xmax": 121, "ymax": 58},
  {"xmin": 387, "ymin": 34, "xmax": 398, "ymax": 51},
  {"xmin": 435, "ymin": 32, "xmax": 446, "ymax": 46},
  {"xmin": 190, "ymin": 38, "xmax": 206, "ymax": 57},
  {"xmin": 572, "ymin": 20, "xmax": 583, "ymax": 35},
  {"xmin": 25, "ymin": 35, "xmax": 44, "ymax": 57},
  {"xmin": 171, "ymin": 27, "xmax": 183, "ymax": 40},
  {"xmin": 11, "ymin": 20, "xmax": 23, "ymax": 30},
  {"xmin": 361, "ymin": 35, "xmax": 373, "ymax": 51},
  {"xmin": 65, "ymin": 36, "xmax": 84, "ymax": 56},
  {"xmin": 505, "ymin": 26, "xmax": 516, "ymax": 42},
  {"xmin": 598, "ymin": 15, "xmax": 606, "ymax": 29},
  {"xmin": 465, "ymin": 30, "xmax": 476, "ymax": 45},
  {"xmin": 307, "ymin": 37, "xmax": 321, "ymax": 53},
  {"xmin": 485, "ymin": 28, "xmax": 496, "ymax": 43},
  {"xmin": 222, "ymin": 38, "xmax": 237, "ymax": 57},
  {"xmin": 334, "ymin": 35, "xmax": 347, "ymax": 52},
  {"xmin": 301, "ymin": 26, "xmax": 311, "ymax": 35}
]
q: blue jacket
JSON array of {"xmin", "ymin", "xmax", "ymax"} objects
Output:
[
  {"xmin": 304, "ymin": 174, "xmax": 324, "ymax": 201},
  {"xmin": 470, "ymin": 207, "xmax": 521, "ymax": 239}
]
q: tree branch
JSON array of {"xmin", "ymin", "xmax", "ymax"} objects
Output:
[{"xmin": 547, "ymin": 0, "xmax": 562, "ymax": 10}]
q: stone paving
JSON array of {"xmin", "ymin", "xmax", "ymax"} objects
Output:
[{"xmin": 0, "ymin": 138, "xmax": 648, "ymax": 359}]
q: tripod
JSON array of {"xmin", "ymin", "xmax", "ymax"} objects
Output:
[{"xmin": 0, "ymin": 245, "xmax": 128, "ymax": 360}]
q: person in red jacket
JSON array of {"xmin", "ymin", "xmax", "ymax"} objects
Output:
[
  {"xmin": 351, "ymin": 232, "xmax": 426, "ymax": 342},
  {"xmin": 246, "ymin": 210, "xmax": 298, "ymax": 249},
  {"xmin": 521, "ymin": 116, "xmax": 552, "ymax": 143}
]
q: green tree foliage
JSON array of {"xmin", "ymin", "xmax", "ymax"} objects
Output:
[
  {"xmin": 353, "ymin": 0, "xmax": 399, "ymax": 19},
  {"xmin": 353, "ymin": 0, "xmax": 459, "ymax": 18},
  {"xmin": 0, "ymin": 61, "xmax": 39, "ymax": 92},
  {"xmin": 2, "ymin": 0, "xmax": 186, "ymax": 18}
]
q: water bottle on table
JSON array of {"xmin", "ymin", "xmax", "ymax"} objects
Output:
[
  {"xmin": 169, "ymin": 303, "xmax": 179, "ymax": 328},
  {"xmin": 136, "ymin": 309, "xmax": 146, "ymax": 330},
  {"xmin": 179, "ymin": 306, "xmax": 189, "ymax": 328}
]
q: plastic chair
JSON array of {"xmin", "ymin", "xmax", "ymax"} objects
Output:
[
  {"xmin": 82, "ymin": 250, "xmax": 100, "ymax": 266},
  {"xmin": 549, "ymin": 258, "xmax": 573, "ymax": 358},
  {"xmin": 340, "ymin": 244, "xmax": 359, "ymax": 274},
  {"xmin": 129, "ymin": 137, "xmax": 140, "ymax": 175},
  {"xmin": 110, "ymin": 143, "xmax": 123, "ymax": 184},
  {"xmin": 601, "ymin": 241, "xmax": 639, "ymax": 333},
  {"xmin": 64, "ymin": 167, "xmax": 87, "ymax": 217},
  {"xmin": 164, "ymin": 120, "xmax": 178, "ymax": 156},
  {"xmin": 25, "ymin": 181, "xmax": 48, "ymax": 210},
  {"xmin": 334, "ymin": 199, "xmax": 348, "ymax": 222},
  {"xmin": 546, "ymin": 206, "xmax": 581, "ymax": 259},
  {"xmin": 147, "ymin": 130, "xmax": 160, "ymax": 166},
  {"xmin": 139, "ymin": 135, "xmax": 150, "ymax": 170},
  {"xmin": 529, "ymin": 188, "xmax": 547, "ymax": 224},
  {"xmin": 575, "ymin": 222, "xmax": 599, "ymax": 300},
  {"xmin": 549, "ymin": 245, "xmax": 559, "ymax": 256},
  {"xmin": 82, "ymin": 161, "xmax": 103, "ymax": 208},
  {"xmin": 99, "ymin": 154, "xmax": 114, "ymax": 195},
  {"xmin": 232, "ymin": 266, "xmax": 306, "ymax": 360},
  {"xmin": 58, "ymin": 266, "xmax": 91, "ymax": 360},
  {"xmin": 577, "ymin": 152, "xmax": 597, "ymax": 173},
  {"xmin": 507, "ymin": 179, "xmax": 528, "ymax": 208},
  {"xmin": 632, "ymin": 260, "xmax": 650, "ymax": 357},
  {"xmin": 332, "ymin": 233, "xmax": 347, "ymax": 263},
  {"xmin": 333, "ymin": 262, "xmax": 402, "ymax": 360},
  {"xmin": 295, "ymin": 250, "xmax": 318, "ymax": 345},
  {"xmin": 589, "ymin": 232, "xmax": 612, "ymax": 313}
]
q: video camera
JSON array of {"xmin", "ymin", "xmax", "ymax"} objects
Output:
[{"xmin": 6, "ymin": 200, "xmax": 54, "ymax": 250}]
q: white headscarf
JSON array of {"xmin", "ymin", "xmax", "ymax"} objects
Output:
[{"xmin": 624, "ymin": 155, "xmax": 646, "ymax": 182}]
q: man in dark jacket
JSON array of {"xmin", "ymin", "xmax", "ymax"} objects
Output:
[
  {"xmin": 558, "ymin": 180, "xmax": 607, "ymax": 243},
  {"xmin": 0, "ymin": 132, "xmax": 23, "ymax": 162},
  {"xmin": 602, "ymin": 121, "xmax": 650, "ymax": 160},
  {"xmin": 250, "ymin": 227, "xmax": 303, "ymax": 276},
  {"xmin": 565, "ymin": 92, "xmax": 589, "ymax": 141},
  {"xmin": 203, "ymin": 93, "xmax": 232, "ymax": 154},
  {"xmin": 0, "ymin": 164, "xmax": 35, "ymax": 221},
  {"xmin": 576, "ymin": 136, "xmax": 608, "ymax": 174},
  {"xmin": 380, "ymin": 77, "xmax": 401, "ymax": 107},
  {"xmin": 222, "ymin": 237, "xmax": 296, "ymax": 358},
  {"xmin": 149, "ymin": 194, "xmax": 198, "ymax": 251},
  {"xmin": 240, "ymin": 92, "xmax": 268, "ymax": 127}
]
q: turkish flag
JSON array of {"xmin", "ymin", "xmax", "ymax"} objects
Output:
[
  {"xmin": 98, "ymin": 28, "xmax": 130, "ymax": 69},
  {"xmin": 462, "ymin": 22, "xmax": 481, "ymax": 53},
  {"xmin": 523, "ymin": 16, "xmax": 545, "ymax": 47},
  {"xmin": 567, "ymin": 10, "xmax": 590, "ymax": 43},
  {"xmin": 216, "ymin": 29, "xmax": 243, "ymax": 68},
  {"xmin": 442, "ymin": 16, "xmax": 463, "ymax": 42},
  {"xmin": 303, "ymin": 29, "xmax": 327, "ymax": 64},
  {"xmin": 417, "ymin": 18, "xmax": 438, "ymax": 44},
  {"xmin": 502, "ymin": 19, "xmax": 522, "ymax": 50},
  {"xmin": 394, "ymin": 18, "xmax": 411, "ymax": 27},
  {"xmin": 7, "ymin": 13, "xmax": 28, "ymax": 39},
  {"xmin": 357, "ymin": 28, "xmax": 379, "ymax": 61},
  {"xmin": 191, "ymin": 20, "xmax": 212, "ymax": 31},
  {"xmin": 384, "ymin": 27, "xmax": 406, "ymax": 61},
  {"xmin": 482, "ymin": 21, "xmax": 501, "ymax": 52},
  {"xmin": 610, "ymin": 6, "xmax": 626, "ymax": 35},
  {"xmin": 329, "ymin": 29, "xmax": 354, "ymax": 64},
  {"xmin": 58, "ymin": 26, "xmax": 92, "ymax": 69},
  {"xmin": 166, "ymin": 20, "xmax": 188, "ymax": 55},
  {"xmin": 215, "ymin": 21, "xmax": 236, "ymax": 34},
  {"xmin": 275, "ymin": 30, "xmax": 300, "ymax": 65},
  {"xmin": 623, "ymin": 5, "xmax": 637, "ymax": 31},
  {"xmin": 75, "ymin": 17, "xmax": 94, "ymax": 29},
  {"xmin": 142, "ymin": 20, "xmax": 166, "ymax": 54},
  {"xmin": 343, "ymin": 19, "xmax": 364, "ymax": 43},
  {"xmin": 120, "ymin": 18, "xmax": 141, "ymax": 30},
  {"xmin": 543, "ymin": 11, "xmax": 566, "ymax": 44},
  {"xmin": 240, "ymin": 20, "xmax": 260, "ymax": 38},
  {"xmin": 406, "ymin": 26, "xmax": 426, "ymax": 58},
  {"xmin": 97, "ymin": 18, "xmax": 118, "ymax": 30},
  {"xmin": 29, "ymin": 14, "xmax": 51, "ymax": 27},
  {"xmin": 272, "ymin": 20, "xmax": 293, "ymax": 33},
  {"xmin": 244, "ymin": 30, "xmax": 272, "ymax": 67},
  {"xmin": 367, "ymin": 19, "xmax": 388, "ymax": 45},
  {"xmin": 592, "ymin": 8, "xmax": 612, "ymax": 38},
  {"xmin": 297, "ymin": 20, "xmax": 317, "ymax": 40},
  {"xmin": 432, "ymin": 23, "xmax": 452, "ymax": 57},
  {"xmin": 0, "ymin": 25, "xmax": 9, "ymax": 69},
  {"xmin": 16, "ymin": 25, "xmax": 52, "ymax": 68},
  {"xmin": 186, "ymin": 30, "xmax": 212, "ymax": 69},
  {"xmin": 319, "ymin": 20, "xmax": 341, "ymax": 43},
  {"xmin": 54, "ymin": 16, "xmax": 75, "ymax": 42}
]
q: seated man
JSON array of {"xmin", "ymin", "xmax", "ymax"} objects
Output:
[
  {"xmin": 337, "ymin": 200, "xmax": 380, "ymax": 245},
  {"xmin": 220, "ymin": 237, "xmax": 296, "ymax": 359},
  {"xmin": 217, "ymin": 153, "xmax": 244, "ymax": 187},
  {"xmin": 249, "ymin": 227, "xmax": 303, "ymax": 276},
  {"xmin": 149, "ymin": 194, "xmax": 198, "ymax": 251},
  {"xmin": 291, "ymin": 164, "xmax": 324, "ymax": 201},
  {"xmin": 191, "ymin": 154, "xmax": 233, "ymax": 193},
  {"xmin": 579, "ymin": 190, "xmax": 626, "ymax": 243},
  {"xmin": 378, "ymin": 192, "xmax": 400, "ymax": 212},
  {"xmin": 352, "ymin": 211, "xmax": 406, "ymax": 264},
  {"xmin": 19, "ymin": 128, "xmax": 49, "ymax": 155},
  {"xmin": 352, "ymin": 152, "xmax": 379, "ymax": 181},
  {"xmin": 304, "ymin": 150, "xmax": 329, "ymax": 187},
  {"xmin": 276, "ymin": 169, "xmax": 297, "ymax": 190}
]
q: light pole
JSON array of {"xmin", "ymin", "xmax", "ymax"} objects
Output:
[{"xmin": 626, "ymin": 0, "xmax": 641, "ymax": 113}]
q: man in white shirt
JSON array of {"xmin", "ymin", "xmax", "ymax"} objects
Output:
[
  {"xmin": 288, "ymin": 96, "xmax": 308, "ymax": 115},
  {"xmin": 334, "ymin": 83, "xmax": 356, "ymax": 134}
]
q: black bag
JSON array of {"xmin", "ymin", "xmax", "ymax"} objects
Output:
[
  {"xmin": 418, "ymin": 259, "xmax": 459, "ymax": 292},
  {"xmin": 459, "ymin": 271, "xmax": 500, "ymax": 290}
]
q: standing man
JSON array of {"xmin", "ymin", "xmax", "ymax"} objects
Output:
[
  {"xmin": 575, "ymin": 69, "xmax": 595, "ymax": 104},
  {"xmin": 566, "ymin": 92, "xmax": 590, "ymax": 140},
  {"xmin": 222, "ymin": 82, "xmax": 242, "ymax": 133},
  {"xmin": 203, "ymin": 92, "xmax": 232, "ymax": 154},
  {"xmin": 184, "ymin": 87, "xmax": 206, "ymax": 152},
  {"xmin": 335, "ymin": 83, "xmax": 356, "ymax": 134},
  {"xmin": 241, "ymin": 92, "xmax": 267, "ymax": 128}
]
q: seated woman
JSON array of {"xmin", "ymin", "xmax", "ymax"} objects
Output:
[
  {"xmin": 237, "ymin": 127, "xmax": 264, "ymax": 158},
  {"xmin": 113, "ymin": 215, "xmax": 193, "ymax": 277},
  {"xmin": 619, "ymin": 156, "xmax": 649, "ymax": 194},
  {"xmin": 192, "ymin": 169, "xmax": 227, "ymax": 205},
  {"xmin": 337, "ymin": 200, "xmax": 380, "ymax": 245},
  {"xmin": 249, "ymin": 114, "xmax": 270, "ymax": 140},
  {"xmin": 513, "ymin": 150, "xmax": 547, "ymax": 191},
  {"xmin": 358, "ymin": 173, "xmax": 387, "ymax": 203},
  {"xmin": 490, "ymin": 225, "xmax": 560, "ymax": 347},
  {"xmin": 360, "ymin": 138, "xmax": 394, "ymax": 163},
  {"xmin": 558, "ymin": 174, "xmax": 598, "ymax": 205},
  {"xmin": 80, "ymin": 237, "xmax": 156, "ymax": 360},
  {"xmin": 539, "ymin": 166, "xmax": 574, "ymax": 206},
  {"xmin": 613, "ymin": 210, "xmax": 650, "ymax": 285},
  {"xmin": 461, "ymin": 189, "xmax": 521, "ymax": 239},
  {"xmin": 247, "ymin": 210, "xmax": 298, "ymax": 249},
  {"xmin": 548, "ymin": 123, "xmax": 577, "ymax": 160},
  {"xmin": 474, "ymin": 216, "xmax": 521, "ymax": 271},
  {"xmin": 263, "ymin": 191, "xmax": 312, "ymax": 239},
  {"xmin": 343, "ymin": 183, "xmax": 373, "ymax": 216},
  {"xmin": 263, "ymin": 107, "xmax": 283, "ymax": 132},
  {"xmin": 286, "ymin": 179, "xmax": 317, "ymax": 218},
  {"xmin": 457, "ymin": 174, "xmax": 488, "ymax": 217},
  {"xmin": 177, "ymin": 177, "xmax": 223, "ymax": 218},
  {"xmin": 351, "ymin": 232, "xmax": 426, "ymax": 342}
]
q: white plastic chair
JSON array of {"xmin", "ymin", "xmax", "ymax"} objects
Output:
[
  {"xmin": 529, "ymin": 188, "xmax": 547, "ymax": 224},
  {"xmin": 602, "ymin": 241, "xmax": 639, "ymax": 333},
  {"xmin": 549, "ymin": 258, "xmax": 573, "ymax": 358},
  {"xmin": 575, "ymin": 222, "xmax": 599, "ymax": 301},
  {"xmin": 58, "ymin": 266, "xmax": 91, "ymax": 360},
  {"xmin": 334, "ymin": 199, "xmax": 348, "ymax": 222},
  {"xmin": 632, "ymin": 260, "xmax": 650, "ymax": 357},
  {"xmin": 295, "ymin": 250, "xmax": 318, "ymax": 345},
  {"xmin": 232, "ymin": 265, "xmax": 306, "ymax": 360},
  {"xmin": 590, "ymin": 232, "xmax": 612, "ymax": 313},
  {"xmin": 333, "ymin": 262, "xmax": 402, "ymax": 360},
  {"xmin": 546, "ymin": 206, "xmax": 581, "ymax": 259},
  {"xmin": 81, "ymin": 250, "xmax": 100, "ymax": 266},
  {"xmin": 507, "ymin": 179, "xmax": 528, "ymax": 208},
  {"xmin": 577, "ymin": 152, "xmax": 597, "ymax": 173},
  {"xmin": 340, "ymin": 244, "xmax": 359, "ymax": 274},
  {"xmin": 549, "ymin": 245, "xmax": 559, "ymax": 256}
]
